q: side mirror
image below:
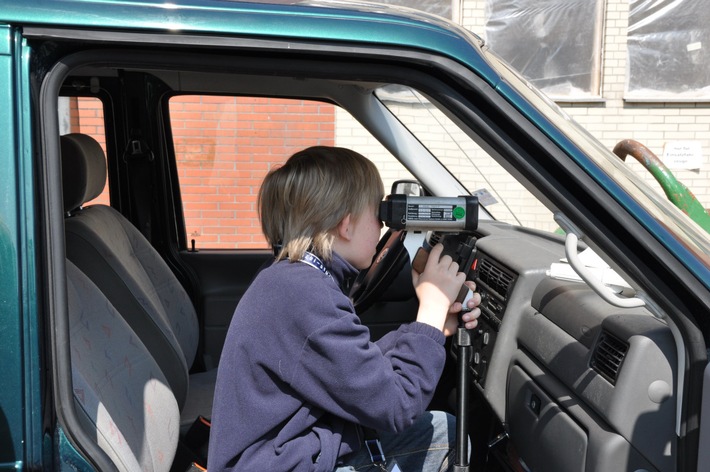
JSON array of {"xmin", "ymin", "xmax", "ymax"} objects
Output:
[{"xmin": 390, "ymin": 179, "xmax": 424, "ymax": 197}]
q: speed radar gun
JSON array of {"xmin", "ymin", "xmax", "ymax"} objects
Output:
[
  {"xmin": 380, "ymin": 194, "xmax": 478, "ymax": 472},
  {"xmin": 378, "ymin": 194, "xmax": 478, "ymax": 232}
]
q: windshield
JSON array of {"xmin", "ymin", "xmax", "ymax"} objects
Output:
[
  {"xmin": 375, "ymin": 76, "xmax": 710, "ymax": 266},
  {"xmin": 481, "ymin": 49, "xmax": 710, "ymax": 261},
  {"xmin": 375, "ymin": 85, "xmax": 557, "ymax": 233}
]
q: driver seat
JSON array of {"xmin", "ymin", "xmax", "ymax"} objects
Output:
[{"xmin": 61, "ymin": 133, "xmax": 216, "ymax": 431}]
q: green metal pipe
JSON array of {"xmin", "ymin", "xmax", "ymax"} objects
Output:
[{"xmin": 613, "ymin": 139, "xmax": 710, "ymax": 233}]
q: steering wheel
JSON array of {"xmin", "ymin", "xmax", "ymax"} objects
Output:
[{"xmin": 350, "ymin": 229, "xmax": 410, "ymax": 313}]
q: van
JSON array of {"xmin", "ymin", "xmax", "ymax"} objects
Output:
[{"xmin": 1, "ymin": 1, "xmax": 709, "ymax": 470}]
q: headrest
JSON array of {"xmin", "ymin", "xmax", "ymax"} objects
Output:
[{"xmin": 60, "ymin": 133, "xmax": 108, "ymax": 213}]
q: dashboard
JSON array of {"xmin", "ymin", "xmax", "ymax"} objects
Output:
[{"xmin": 437, "ymin": 222, "xmax": 678, "ymax": 472}]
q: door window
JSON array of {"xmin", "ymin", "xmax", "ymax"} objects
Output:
[
  {"xmin": 58, "ymin": 96, "xmax": 109, "ymax": 205},
  {"xmin": 169, "ymin": 95, "xmax": 410, "ymax": 249}
]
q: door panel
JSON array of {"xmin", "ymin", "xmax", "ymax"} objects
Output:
[{"xmin": 180, "ymin": 250, "xmax": 273, "ymax": 366}]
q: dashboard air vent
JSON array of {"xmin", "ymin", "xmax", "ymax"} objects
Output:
[
  {"xmin": 590, "ymin": 331, "xmax": 628, "ymax": 385},
  {"xmin": 478, "ymin": 259, "xmax": 513, "ymax": 298}
]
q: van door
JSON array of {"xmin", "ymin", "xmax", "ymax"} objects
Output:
[{"xmin": 0, "ymin": 25, "xmax": 45, "ymax": 470}]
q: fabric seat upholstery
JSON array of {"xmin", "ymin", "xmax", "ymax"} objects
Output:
[
  {"xmin": 61, "ymin": 133, "xmax": 215, "ymax": 429},
  {"xmin": 67, "ymin": 260, "xmax": 180, "ymax": 471}
]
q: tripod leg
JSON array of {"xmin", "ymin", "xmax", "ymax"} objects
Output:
[{"xmin": 454, "ymin": 327, "xmax": 472, "ymax": 472}]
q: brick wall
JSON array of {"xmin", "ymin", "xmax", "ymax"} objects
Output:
[
  {"xmin": 561, "ymin": 0, "xmax": 710, "ymax": 209},
  {"xmin": 460, "ymin": 0, "xmax": 710, "ymax": 211},
  {"xmin": 75, "ymin": 96, "xmax": 335, "ymax": 248},
  {"xmin": 169, "ymin": 96, "xmax": 336, "ymax": 249},
  {"xmin": 70, "ymin": 97, "xmax": 109, "ymax": 206}
]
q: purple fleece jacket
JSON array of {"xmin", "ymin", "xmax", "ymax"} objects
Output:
[{"xmin": 207, "ymin": 252, "xmax": 446, "ymax": 472}]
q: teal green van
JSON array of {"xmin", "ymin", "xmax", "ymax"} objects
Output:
[{"xmin": 1, "ymin": 1, "xmax": 709, "ymax": 471}]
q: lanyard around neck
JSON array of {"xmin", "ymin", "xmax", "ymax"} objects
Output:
[{"xmin": 300, "ymin": 252, "xmax": 334, "ymax": 282}]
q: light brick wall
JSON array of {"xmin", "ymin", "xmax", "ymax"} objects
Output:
[
  {"xmin": 334, "ymin": 107, "xmax": 415, "ymax": 195},
  {"xmin": 562, "ymin": 0, "xmax": 710, "ymax": 209},
  {"xmin": 462, "ymin": 0, "xmax": 710, "ymax": 212},
  {"xmin": 461, "ymin": 0, "xmax": 487, "ymax": 33}
]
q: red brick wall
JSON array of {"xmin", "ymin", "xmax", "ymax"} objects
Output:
[
  {"xmin": 71, "ymin": 97, "xmax": 109, "ymax": 206},
  {"xmin": 75, "ymin": 95, "xmax": 335, "ymax": 249}
]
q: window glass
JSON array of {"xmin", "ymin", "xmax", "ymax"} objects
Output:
[
  {"xmin": 626, "ymin": 0, "xmax": 710, "ymax": 100},
  {"xmin": 170, "ymin": 96, "xmax": 334, "ymax": 249},
  {"xmin": 59, "ymin": 96, "xmax": 109, "ymax": 205},
  {"xmin": 484, "ymin": 0, "xmax": 604, "ymax": 100},
  {"xmin": 334, "ymin": 107, "xmax": 415, "ymax": 195},
  {"xmin": 484, "ymin": 51, "xmax": 710, "ymax": 257},
  {"xmin": 375, "ymin": 85, "xmax": 556, "ymax": 233},
  {"xmin": 169, "ymin": 96, "xmax": 407, "ymax": 249}
]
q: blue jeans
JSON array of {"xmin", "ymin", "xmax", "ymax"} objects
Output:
[{"xmin": 333, "ymin": 411, "xmax": 459, "ymax": 472}]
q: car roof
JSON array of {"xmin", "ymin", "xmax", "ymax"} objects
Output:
[{"xmin": 0, "ymin": 0, "xmax": 496, "ymax": 82}]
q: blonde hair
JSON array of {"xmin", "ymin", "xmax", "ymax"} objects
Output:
[{"xmin": 258, "ymin": 146, "xmax": 384, "ymax": 262}]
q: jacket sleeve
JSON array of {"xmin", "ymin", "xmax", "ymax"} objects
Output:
[
  {"xmin": 373, "ymin": 327, "xmax": 408, "ymax": 355},
  {"xmin": 287, "ymin": 291, "xmax": 446, "ymax": 433}
]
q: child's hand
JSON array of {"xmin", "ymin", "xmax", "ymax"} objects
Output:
[
  {"xmin": 442, "ymin": 281, "xmax": 481, "ymax": 336},
  {"xmin": 412, "ymin": 243, "xmax": 466, "ymax": 332}
]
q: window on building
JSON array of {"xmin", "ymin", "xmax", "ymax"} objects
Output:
[
  {"xmin": 484, "ymin": 0, "xmax": 605, "ymax": 100},
  {"xmin": 626, "ymin": 0, "xmax": 710, "ymax": 101}
]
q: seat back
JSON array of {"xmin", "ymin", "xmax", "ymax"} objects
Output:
[
  {"xmin": 61, "ymin": 133, "xmax": 198, "ymax": 408},
  {"xmin": 67, "ymin": 260, "xmax": 180, "ymax": 472}
]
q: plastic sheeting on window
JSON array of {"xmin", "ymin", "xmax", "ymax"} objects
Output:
[
  {"xmin": 627, "ymin": 0, "xmax": 710, "ymax": 101},
  {"xmin": 375, "ymin": 0, "xmax": 452, "ymax": 20},
  {"xmin": 484, "ymin": 0, "xmax": 604, "ymax": 100}
]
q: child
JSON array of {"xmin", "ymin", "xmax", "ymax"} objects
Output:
[{"xmin": 208, "ymin": 146, "xmax": 480, "ymax": 472}]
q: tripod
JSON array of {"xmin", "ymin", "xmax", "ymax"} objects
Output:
[{"xmin": 453, "ymin": 320, "xmax": 473, "ymax": 472}]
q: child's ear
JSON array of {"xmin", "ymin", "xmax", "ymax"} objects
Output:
[{"xmin": 335, "ymin": 213, "xmax": 352, "ymax": 241}]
